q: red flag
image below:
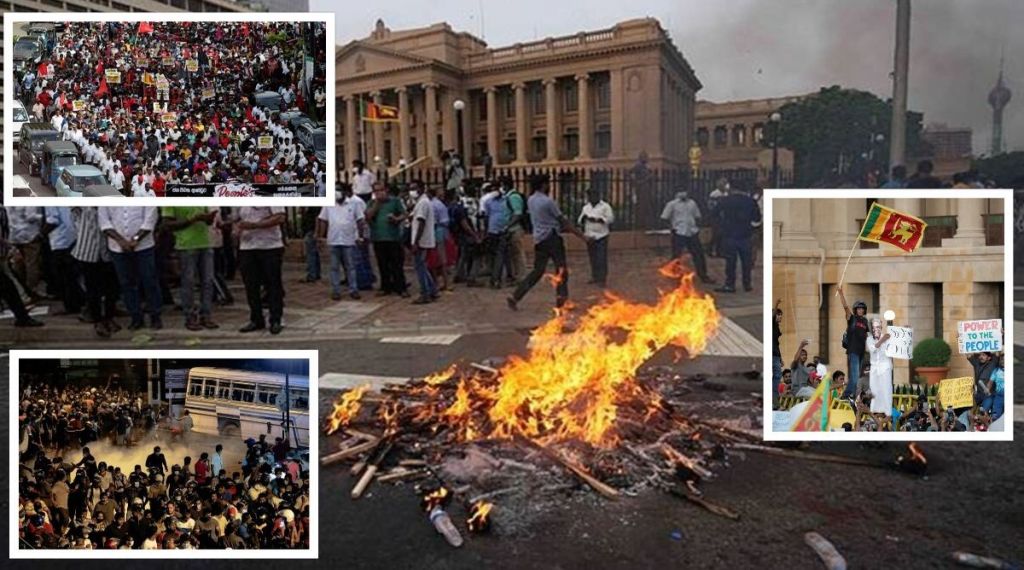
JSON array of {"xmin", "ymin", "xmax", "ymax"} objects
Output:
[
  {"xmin": 37, "ymin": 62, "xmax": 49, "ymax": 77},
  {"xmin": 138, "ymin": 22, "xmax": 154, "ymax": 34},
  {"xmin": 95, "ymin": 76, "xmax": 109, "ymax": 98}
]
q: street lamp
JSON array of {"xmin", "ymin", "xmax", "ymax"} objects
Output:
[
  {"xmin": 453, "ymin": 99, "xmax": 466, "ymax": 163},
  {"xmin": 769, "ymin": 111, "xmax": 782, "ymax": 188},
  {"xmin": 883, "ymin": 310, "xmax": 896, "ymax": 326}
]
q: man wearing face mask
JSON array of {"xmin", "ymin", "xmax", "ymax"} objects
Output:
[
  {"xmin": 317, "ymin": 185, "xmax": 367, "ymax": 301},
  {"xmin": 660, "ymin": 186, "xmax": 713, "ymax": 284},
  {"xmin": 350, "ymin": 159, "xmax": 375, "ymax": 198}
]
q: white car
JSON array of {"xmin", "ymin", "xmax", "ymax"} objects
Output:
[
  {"xmin": 12, "ymin": 174, "xmax": 33, "ymax": 197},
  {"xmin": 11, "ymin": 100, "xmax": 29, "ymax": 147}
]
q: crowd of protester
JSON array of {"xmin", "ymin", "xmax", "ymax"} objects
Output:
[
  {"xmin": 14, "ymin": 21, "xmax": 327, "ymax": 196},
  {"xmin": 17, "ymin": 381, "xmax": 310, "ymax": 550}
]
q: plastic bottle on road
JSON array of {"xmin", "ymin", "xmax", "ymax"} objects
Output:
[{"xmin": 429, "ymin": 507, "xmax": 464, "ymax": 547}]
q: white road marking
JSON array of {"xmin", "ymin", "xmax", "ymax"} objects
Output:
[
  {"xmin": 0, "ymin": 305, "xmax": 49, "ymax": 320},
  {"xmin": 318, "ymin": 373, "xmax": 412, "ymax": 391},
  {"xmin": 1015, "ymin": 405, "xmax": 1023, "ymax": 423},
  {"xmin": 379, "ymin": 334, "xmax": 461, "ymax": 346},
  {"xmin": 1016, "ymin": 322, "xmax": 1024, "ymax": 347}
]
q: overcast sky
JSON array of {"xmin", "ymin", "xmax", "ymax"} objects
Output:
[{"xmin": 315, "ymin": 0, "xmax": 1021, "ymax": 154}]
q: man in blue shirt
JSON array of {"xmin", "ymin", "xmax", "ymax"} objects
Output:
[
  {"xmin": 482, "ymin": 186, "xmax": 511, "ymax": 288},
  {"xmin": 42, "ymin": 207, "xmax": 83, "ymax": 317},
  {"xmin": 507, "ymin": 174, "xmax": 589, "ymax": 310},
  {"xmin": 712, "ymin": 185, "xmax": 761, "ymax": 293}
]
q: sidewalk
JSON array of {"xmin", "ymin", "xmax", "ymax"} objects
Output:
[{"xmin": 1, "ymin": 247, "xmax": 765, "ymax": 349}]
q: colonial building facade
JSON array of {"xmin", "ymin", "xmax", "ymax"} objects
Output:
[
  {"xmin": 335, "ymin": 18, "xmax": 701, "ymax": 172},
  {"xmin": 773, "ymin": 197, "xmax": 1005, "ymax": 383},
  {"xmin": 694, "ymin": 96, "xmax": 802, "ymax": 182}
]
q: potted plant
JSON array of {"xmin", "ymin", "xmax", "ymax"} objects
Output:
[{"xmin": 911, "ymin": 337, "xmax": 952, "ymax": 386}]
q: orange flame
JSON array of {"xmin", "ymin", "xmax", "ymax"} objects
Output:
[
  {"xmin": 424, "ymin": 364, "xmax": 458, "ymax": 386},
  {"xmin": 435, "ymin": 262, "xmax": 720, "ymax": 448},
  {"xmin": 467, "ymin": 500, "xmax": 493, "ymax": 532},
  {"xmin": 324, "ymin": 384, "xmax": 369, "ymax": 435},
  {"xmin": 908, "ymin": 442, "xmax": 927, "ymax": 465},
  {"xmin": 379, "ymin": 399, "xmax": 401, "ymax": 437},
  {"xmin": 422, "ymin": 486, "xmax": 450, "ymax": 512}
]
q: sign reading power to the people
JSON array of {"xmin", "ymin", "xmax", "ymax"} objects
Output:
[
  {"xmin": 885, "ymin": 326, "xmax": 913, "ymax": 360},
  {"xmin": 957, "ymin": 319, "xmax": 1003, "ymax": 354}
]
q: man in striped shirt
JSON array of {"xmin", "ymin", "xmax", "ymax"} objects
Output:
[{"xmin": 72, "ymin": 207, "xmax": 120, "ymax": 338}]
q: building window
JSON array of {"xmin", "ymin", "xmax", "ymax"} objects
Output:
[
  {"xmin": 478, "ymin": 93, "xmax": 488, "ymax": 122},
  {"xmin": 595, "ymin": 124, "xmax": 611, "ymax": 156},
  {"xmin": 732, "ymin": 125, "xmax": 746, "ymax": 146},
  {"xmin": 504, "ymin": 92, "xmax": 515, "ymax": 119},
  {"xmin": 532, "ymin": 85, "xmax": 546, "ymax": 115},
  {"xmin": 596, "ymin": 78, "xmax": 611, "ymax": 110},
  {"xmin": 503, "ymin": 137, "xmax": 516, "ymax": 161},
  {"xmin": 532, "ymin": 131, "xmax": 547, "ymax": 159},
  {"xmin": 564, "ymin": 82, "xmax": 578, "ymax": 113},
  {"xmin": 410, "ymin": 137, "xmax": 417, "ymax": 158},
  {"xmin": 713, "ymin": 126, "xmax": 728, "ymax": 148},
  {"xmin": 753, "ymin": 123, "xmax": 765, "ymax": 144},
  {"xmin": 819, "ymin": 284, "xmax": 830, "ymax": 364},
  {"xmin": 697, "ymin": 127, "xmax": 709, "ymax": 147},
  {"xmin": 932, "ymin": 283, "xmax": 943, "ymax": 339},
  {"xmin": 563, "ymin": 127, "xmax": 579, "ymax": 157}
]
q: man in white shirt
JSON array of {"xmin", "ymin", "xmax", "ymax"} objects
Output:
[
  {"xmin": 98, "ymin": 207, "xmax": 163, "ymax": 330},
  {"xmin": 317, "ymin": 187, "xmax": 367, "ymax": 301},
  {"xmin": 660, "ymin": 187, "xmax": 713, "ymax": 284},
  {"xmin": 7, "ymin": 207, "xmax": 45, "ymax": 300},
  {"xmin": 108, "ymin": 164, "xmax": 126, "ymax": 194},
  {"xmin": 235, "ymin": 206, "xmax": 287, "ymax": 335},
  {"xmin": 410, "ymin": 187, "xmax": 438, "ymax": 304},
  {"xmin": 130, "ymin": 174, "xmax": 151, "ymax": 198},
  {"xmin": 578, "ymin": 188, "xmax": 614, "ymax": 287},
  {"xmin": 350, "ymin": 160, "xmax": 376, "ymax": 197}
]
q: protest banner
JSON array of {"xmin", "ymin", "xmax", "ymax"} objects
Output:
[
  {"xmin": 72, "ymin": 100, "xmax": 86, "ymax": 112},
  {"xmin": 885, "ymin": 326, "xmax": 913, "ymax": 360},
  {"xmin": 202, "ymin": 88, "xmax": 215, "ymax": 100},
  {"xmin": 164, "ymin": 182, "xmax": 315, "ymax": 198},
  {"xmin": 137, "ymin": 56, "xmax": 149, "ymax": 67},
  {"xmin": 186, "ymin": 59, "xmax": 199, "ymax": 73},
  {"xmin": 105, "ymin": 69, "xmax": 121, "ymax": 84},
  {"xmin": 162, "ymin": 56, "xmax": 174, "ymax": 66},
  {"xmin": 161, "ymin": 112, "xmax": 177, "ymax": 123},
  {"xmin": 258, "ymin": 135, "xmax": 273, "ymax": 149},
  {"xmin": 957, "ymin": 319, "xmax": 1002, "ymax": 354},
  {"xmin": 938, "ymin": 377, "xmax": 975, "ymax": 409}
]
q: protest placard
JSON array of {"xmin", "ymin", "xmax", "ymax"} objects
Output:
[
  {"xmin": 162, "ymin": 56, "xmax": 174, "ymax": 66},
  {"xmin": 258, "ymin": 135, "xmax": 273, "ymax": 149},
  {"xmin": 72, "ymin": 100, "xmax": 86, "ymax": 112},
  {"xmin": 161, "ymin": 112, "xmax": 177, "ymax": 123},
  {"xmin": 957, "ymin": 319, "xmax": 1002, "ymax": 354},
  {"xmin": 938, "ymin": 377, "xmax": 974, "ymax": 409},
  {"xmin": 202, "ymin": 88, "xmax": 215, "ymax": 100},
  {"xmin": 885, "ymin": 326, "xmax": 913, "ymax": 360},
  {"xmin": 186, "ymin": 59, "xmax": 199, "ymax": 73},
  {"xmin": 105, "ymin": 69, "xmax": 121, "ymax": 84}
]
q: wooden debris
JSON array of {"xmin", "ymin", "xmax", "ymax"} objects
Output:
[
  {"xmin": 668, "ymin": 486, "xmax": 739, "ymax": 520},
  {"xmin": 377, "ymin": 468, "xmax": 429, "ymax": 483},
  {"xmin": 352, "ymin": 442, "xmax": 393, "ymax": 499},
  {"xmin": 398, "ymin": 459, "xmax": 428, "ymax": 468},
  {"xmin": 661, "ymin": 444, "xmax": 713, "ymax": 480},
  {"xmin": 321, "ymin": 437, "xmax": 380, "ymax": 465},
  {"xmin": 469, "ymin": 362, "xmax": 499, "ymax": 376},
  {"xmin": 524, "ymin": 440, "xmax": 619, "ymax": 500},
  {"xmin": 732, "ymin": 443, "xmax": 886, "ymax": 468}
]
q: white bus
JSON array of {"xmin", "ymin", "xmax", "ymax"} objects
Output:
[{"xmin": 183, "ymin": 367, "xmax": 310, "ymax": 448}]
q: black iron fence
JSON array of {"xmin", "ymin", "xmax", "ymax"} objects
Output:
[{"xmin": 342, "ymin": 166, "xmax": 767, "ymax": 232}]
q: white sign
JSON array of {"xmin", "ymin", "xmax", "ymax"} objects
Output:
[
  {"xmin": 885, "ymin": 326, "xmax": 913, "ymax": 360},
  {"xmin": 957, "ymin": 319, "xmax": 1003, "ymax": 354}
]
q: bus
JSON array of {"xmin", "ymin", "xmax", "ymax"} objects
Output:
[{"xmin": 183, "ymin": 367, "xmax": 310, "ymax": 448}]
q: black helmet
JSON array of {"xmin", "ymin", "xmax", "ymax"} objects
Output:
[{"xmin": 852, "ymin": 301, "xmax": 867, "ymax": 312}]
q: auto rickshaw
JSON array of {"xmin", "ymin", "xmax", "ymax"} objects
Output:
[{"xmin": 40, "ymin": 140, "xmax": 80, "ymax": 188}]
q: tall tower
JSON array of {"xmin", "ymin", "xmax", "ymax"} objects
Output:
[{"xmin": 988, "ymin": 53, "xmax": 1012, "ymax": 155}]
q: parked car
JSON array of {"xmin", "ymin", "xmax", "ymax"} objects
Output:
[
  {"xmin": 18, "ymin": 123, "xmax": 60, "ymax": 175},
  {"xmin": 11, "ymin": 100, "xmax": 30, "ymax": 147},
  {"xmin": 55, "ymin": 165, "xmax": 117, "ymax": 198},
  {"xmin": 295, "ymin": 123, "xmax": 326, "ymax": 166},
  {"xmin": 41, "ymin": 141, "xmax": 80, "ymax": 188},
  {"xmin": 287, "ymin": 113, "xmax": 315, "ymax": 132},
  {"xmin": 253, "ymin": 91, "xmax": 283, "ymax": 117}
]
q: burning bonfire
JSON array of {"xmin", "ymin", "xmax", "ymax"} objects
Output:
[{"xmin": 323, "ymin": 262, "xmax": 758, "ymax": 541}]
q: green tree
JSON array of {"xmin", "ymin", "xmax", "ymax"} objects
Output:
[
  {"xmin": 973, "ymin": 151, "xmax": 1024, "ymax": 187},
  {"xmin": 775, "ymin": 86, "xmax": 929, "ymax": 187}
]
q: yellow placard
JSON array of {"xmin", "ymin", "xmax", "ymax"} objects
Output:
[
  {"xmin": 257, "ymin": 135, "xmax": 273, "ymax": 149},
  {"xmin": 162, "ymin": 56, "xmax": 174, "ymax": 66},
  {"xmin": 938, "ymin": 377, "xmax": 974, "ymax": 409},
  {"xmin": 202, "ymin": 88, "xmax": 214, "ymax": 100},
  {"xmin": 161, "ymin": 112, "xmax": 177, "ymax": 123},
  {"xmin": 105, "ymin": 69, "xmax": 121, "ymax": 84},
  {"xmin": 72, "ymin": 100, "xmax": 86, "ymax": 112},
  {"xmin": 186, "ymin": 59, "xmax": 199, "ymax": 73}
]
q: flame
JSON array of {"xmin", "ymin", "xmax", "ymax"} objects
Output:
[
  {"xmin": 379, "ymin": 399, "xmax": 401, "ymax": 437},
  {"xmin": 467, "ymin": 500, "xmax": 493, "ymax": 533},
  {"xmin": 421, "ymin": 486, "xmax": 451, "ymax": 512},
  {"xmin": 324, "ymin": 384, "xmax": 369, "ymax": 435},
  {"xmin": 430, "ymin": 261, "xmax": 719, "ymax": 448},
  {"xmin": 908, "ymin": 442, "xmax": 927, "ymax": 465},
  {"xmin": 544, "ymin": 267, "xmax": 566, "ymax": 288},
  {"xmin": 424, "ymin": 364, "xmax": 458, "ymax": 386}
]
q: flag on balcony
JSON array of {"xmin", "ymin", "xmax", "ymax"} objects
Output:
[
  {"xmin": 858, "ymin": 202, "xmax": 927, "ymax": 252},
  {"xmin": 363, "ymin": 101, "xmax": 399, "ymax": 122},
  {"xmin": 138, "ymin": 22, "xmax": 154, "ymax": 35}
]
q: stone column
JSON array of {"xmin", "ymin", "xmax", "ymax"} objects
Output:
[
  {"xmin": 344, "ymin": 94, "xmax": 358, "ymax": 165},
  {"xmin": 942, "ymin": 197, "xmax": 987, "ymax": 247},
  {"xmin": 513, "ymin": 82, "xmax": 528, "ymax": 164},
  {"xmin": 544, "ymin": 78, "xmax": 559, "ymax": 162},
  {"xmin": 396, "ymin": 86, "xmax": 411, "ymax": 161},
  {"xmin": 576, "ymin": 73, "xmax": 591, "ymax": 160},
  {"xmin": 370, "ymin": 91, "xmax": 385, "ymax": 164},
  {"xmin": 484, "ymin": 86, "xmax": 499, "ymax": 166},
  {"xmin": 423, "ymin": 82, "xmax": 439, "ymax": 163},
  {"xmin": 777, "ymin": 198, "xmax": 822, "ymax": 252},
  {"xmin": 609, "ymin": 68, "xmax": 625, "ymax": 158},
  {"xmin": 441, "ymin": 88, "xmax": 456, "ymax": 155}
]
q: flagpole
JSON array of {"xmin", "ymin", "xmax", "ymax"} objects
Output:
[{"xmin": 834, "ymin": 239, "xmax": 859, "ymax": 296}]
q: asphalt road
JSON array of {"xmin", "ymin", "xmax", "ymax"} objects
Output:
[{"xmin": 12, "ymin": 159, "xmax": 57, "ymax": 197}]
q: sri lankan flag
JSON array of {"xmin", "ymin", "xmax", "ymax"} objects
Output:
[
  {"xmin": 363, "ymin": 101, "xmax": 399, "ymax": 122},
  {"xmin": 791, "ymin": 376, "xmax": 831, "ymax": 432},
  {"xmin": 859, "ymin": 202, "xmax": 927, "ymax": 252}
]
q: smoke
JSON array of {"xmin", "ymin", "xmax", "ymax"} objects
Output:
[
  {"xmin": 328, "ymin": 0, "xmax": 1022, "ymax": 154},
  {"xmin": 59, "ymin": 430, "xmax": 247, "ymax": 478}
]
